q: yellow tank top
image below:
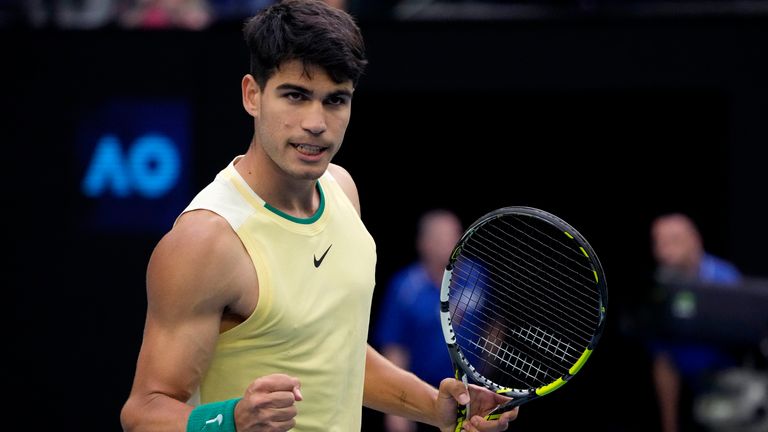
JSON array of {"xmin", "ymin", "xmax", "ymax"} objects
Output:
[{"xmin": 180, "ymin": 157, "xmax": 377, "ymax": 431}]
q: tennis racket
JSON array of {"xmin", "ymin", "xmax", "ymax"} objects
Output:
[{"xmin": 440, "ymin": 206, "xmax": 607, "ymax": 430}]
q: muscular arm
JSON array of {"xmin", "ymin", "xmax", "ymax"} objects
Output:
[
  {"xmin": 121, "ymin": 211, "xmax": 253, "ymax": 432},
  {"xmin": 364, "ymin": 346, "xmax": 518, "ymax": 432}
]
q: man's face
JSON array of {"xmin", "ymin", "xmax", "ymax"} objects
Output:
[
  {"xmin": 254, "ymin": 60, "xmax": 354, "ymax": 181},
  {"xmin": 652, "ymin": 217, "xmax": 701, "ymax": 272},
  {"xmin": 421, "ymin": 214, "xmax": 463, "ymax": 267}
]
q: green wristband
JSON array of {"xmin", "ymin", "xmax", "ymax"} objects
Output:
[{"xmin": 187, "ymin": 398, "xmax": 241, "ymax": 432}]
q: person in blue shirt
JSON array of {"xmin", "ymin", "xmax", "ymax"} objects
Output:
[
  {"xmin": 650, "ymin": 213, "xmax": 742, "ymax": 432},
  {"xmin": 375, "ymin": 209, "xmax": 463, "ymax": 432}
]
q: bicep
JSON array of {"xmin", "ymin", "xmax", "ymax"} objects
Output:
[
  {"xmin": 129, "ymin": 215, "xmax": 246, "ymax": 401},
  {"xmin": 133, "ymin": 305, "xmax": 220, "ymax": 402},
  {"xmin": 131, "ymin": 239, "xmax": 225, "ymax": 403},
  {"xmin": 123, "ymin": 214, "xmax": 250, "ymax": 431}
]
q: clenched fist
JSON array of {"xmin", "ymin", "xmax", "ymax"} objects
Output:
[{"xmin": 234, "ymin": 374, "xmax": 303, "ymax": 432}]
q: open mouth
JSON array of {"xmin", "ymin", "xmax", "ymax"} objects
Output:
[{"xmin": 291, "ymin": 143, "xmax": 328, "ymax": 156}]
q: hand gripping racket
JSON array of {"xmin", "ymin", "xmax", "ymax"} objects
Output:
[{"xmin": 440, "ymin": 207, "xmax": 607, "ymax": 430}]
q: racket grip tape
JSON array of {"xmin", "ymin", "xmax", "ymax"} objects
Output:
[
  {"xmin": 454, "ymin": 404, "xmax": 467, "ymax": 432},
  {"xmin": 454, "ymin": 406, "xmax": 499, "ymax": 431}
]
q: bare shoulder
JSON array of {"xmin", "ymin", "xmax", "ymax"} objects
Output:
[
  {"xmin": 147, "ymin": 210, "xmax": 247, "ymax": 314},
  {"xmin": 327, "ymin": 163, "xmax": 361, "ymax": 215}
]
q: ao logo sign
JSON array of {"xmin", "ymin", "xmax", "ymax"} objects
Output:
[{"xmin": 82, "ymin": 133, "xmax": 180, "ymax": 199}]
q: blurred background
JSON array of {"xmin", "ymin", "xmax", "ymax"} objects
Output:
[{"xmin": 4, "ymin": 0, "xmax": 768, "ymax": 431}]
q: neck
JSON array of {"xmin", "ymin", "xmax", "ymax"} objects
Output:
[{"xmin": 235, "ymin": 148, "xmax": 319, "ymax": 218}]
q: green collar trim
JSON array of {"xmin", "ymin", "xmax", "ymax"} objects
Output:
[{"xmin": 263, "ymin": 181, "xmax": 325, "ymax": 225}]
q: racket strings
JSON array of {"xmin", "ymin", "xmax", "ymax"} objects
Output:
[
  {"xmin": 450, "ymin": 244, "xmax": 595, "ymax": 350},
  {"xmin": 501, "ymin": 218, "xmax": 595, "ymax": 284},
  {"xmin": 449, "ymin": 214, "xmax": 603, "ymax": 390},
  {"xmin": 449, "ymin": 271, "xmax": 581, "ymax": 376},
  {"xmin": 470, "ymin": 336, "xmax": 552, "ymax": 385},
  {"xmin": 450, "ymin": 292, "xmax": 580, "ymax": 376},
  {"xmin": 456, "ymin": 240, "xmax": 599, "ymax": 331},
  {"xmin": 475, "ymin": 223, "xmax": 599, "ymax": 313},
  {"xmin": 512, "ymin": 324, "xmax": 573, "ymax": 363},
  {"xmin": 497, "ymin": 218, "xmax": 599, "ymax": 293},
  {"xmin": 471, "ymin": 218, "xmax": 601, "ymax": 322},
  {"xmin": 453, "ymin": 310, "xmax": 573, "ymax": 387},
  {"xmin": 450, "ymin": 282, "xmax": 582, "ymax": 388},
  {"xmin": 457, "ymin": 242, "xmax": 597, "ymax": 332},
  {"xmin": 452, "ymin": 264, "xmax": 591, "ymax": 344}
]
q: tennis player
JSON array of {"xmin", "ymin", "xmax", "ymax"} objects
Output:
[{"xmin": 120, "ymin": 1, "xmax": 518, "ymax": 431}]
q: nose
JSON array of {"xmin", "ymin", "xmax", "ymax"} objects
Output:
[{"xmin": 301, "ymin": 102, "xmax": 327, "ymax": 136}]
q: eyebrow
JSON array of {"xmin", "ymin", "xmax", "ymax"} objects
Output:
[{"xmin": 276, "ymin": 83, "xmax": 353, "ymax": 99}]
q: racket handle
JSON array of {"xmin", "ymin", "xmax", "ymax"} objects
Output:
[
  {"xmin": 485, "ymin": 404, "xmax": 504, "ymax": 419},
  {"xmin": 454, "ymin": 404, "xmax": 468, "ymax": 432},
  {"xmin": 454, "ymin": 373, "xmax": 470, "ymax": 431},
  {"xmin": 484, "ymin": 397, "xmax": 524, "ymax": 417},
  {"xmin": 456, "ymin": 403, "xmax": 505, "ymax": 431}
]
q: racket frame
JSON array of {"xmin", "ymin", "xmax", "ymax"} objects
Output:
[{"xmin": 439, "ymin": 206, "xmax": 608, "ymax": 428}]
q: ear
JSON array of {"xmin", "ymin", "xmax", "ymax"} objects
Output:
[{"xmin": 241, "ymin": 74, "xmax": 260, "ymax": 117}]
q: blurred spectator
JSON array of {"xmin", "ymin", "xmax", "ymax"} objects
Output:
[
  {"xmin": 209, "ymin": 0, "xmax": 344, "ymax": 23},
  {"xmin": 120, "ymin": 0, "xmax": 212, "ymax": 30},
  {"xmin": 206, "ymin": 0, "xmax": 275, "ymax": 21},
  {"xmin": 23, "ymin": 0, "xmax": 119, "ymax": 28},
  {"xmin": 650, "ymin": 213, "xmax": 741, "ymax": 432},
  {"xmin": 374, "ymin": 209, "xmax": 462, "ymax": 432},
  {"xmin": 119, "ymin": 0, "xmax": 348, "ymax": 29},
  {"xmin": 17, "ymin": 0, "xmax": 349, "ymax": 29}
]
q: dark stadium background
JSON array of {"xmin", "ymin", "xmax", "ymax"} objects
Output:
[{"xmin": 7, "ymin": 10, "xmax": 767, "ymax": 431}]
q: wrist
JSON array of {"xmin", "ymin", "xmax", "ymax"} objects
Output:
[{"xmin": 187, "ymin": 398, "xmax": 241, "ymax": 432}]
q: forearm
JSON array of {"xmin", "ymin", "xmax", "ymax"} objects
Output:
[
  {"xmin": 121, "ymin": 392, "xmax": 193, "ymax": 432},
  {"xmin": 363, "ymin": 345, "xmax": 440, "ymax": 426}
]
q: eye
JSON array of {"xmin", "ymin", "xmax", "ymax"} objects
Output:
[
  {"xmin": 326, "ymin": 95, "xmax": 349, "ymax": 106},
  {"xmin": 285, "ymin": 92, "xmax": 306, "ymax": 102}
]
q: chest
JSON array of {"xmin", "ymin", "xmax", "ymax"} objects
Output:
[{"xmin": 232, "ymin": 213, "xmax": 377, "ymax": 339}]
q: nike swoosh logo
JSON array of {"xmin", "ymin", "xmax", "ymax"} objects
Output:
[
  {"xmin": 205, "ymin": 414, "xmax": 223, "ymax": 426},
  {"xmin": 314, "ymin": 244, "xmax": 333, "ymax": 268}
]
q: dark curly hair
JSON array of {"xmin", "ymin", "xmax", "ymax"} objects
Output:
[{"xmin": 243, "ymin": 0, "xmax": 368, "ymax": 89}]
